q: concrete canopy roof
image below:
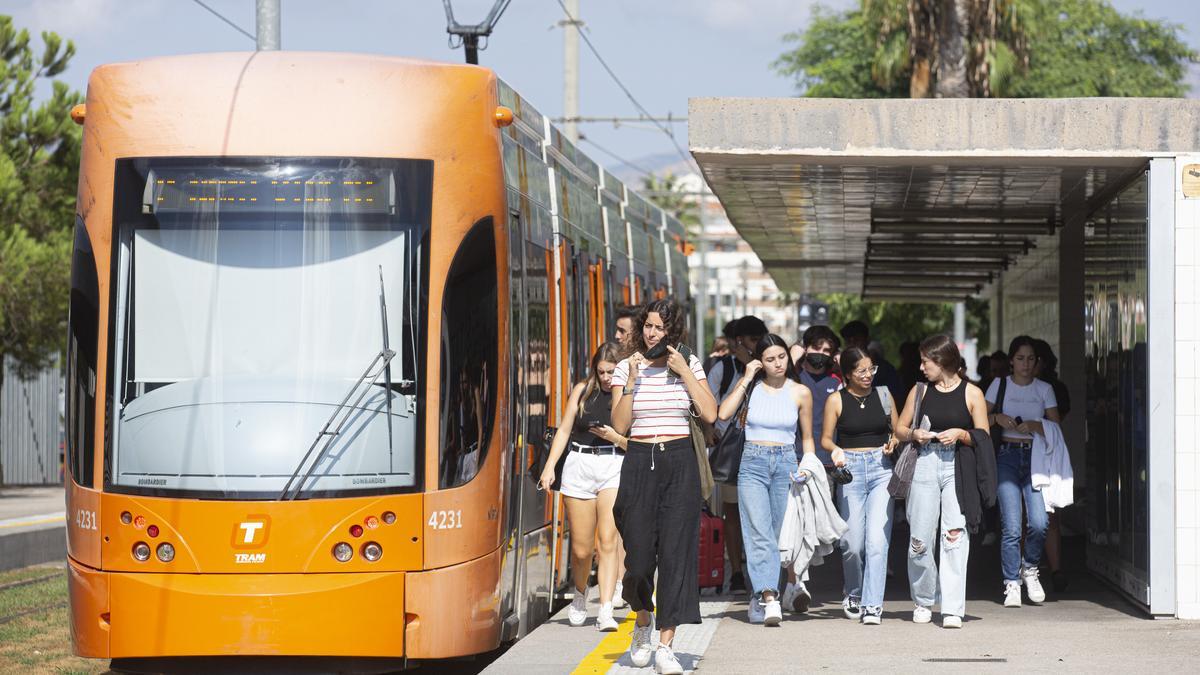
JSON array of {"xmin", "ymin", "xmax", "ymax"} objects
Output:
[{"xmin": 689, "ymin": 97, "xmax": 1200, "ymax": 300}]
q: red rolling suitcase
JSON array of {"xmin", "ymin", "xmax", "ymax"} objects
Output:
[{"xmin": 698, "ymin": 507, "xmax": 725, "ymax": 592}]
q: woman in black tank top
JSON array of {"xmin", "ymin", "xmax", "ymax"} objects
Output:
[
  {"xmin": 894, "ymin": 335, "xmax": 990, "ymax": 628},
  {"xmin": 538, "ymin": 342, "xmax": 628, "ymax": 631},
  {"xmin": 821, "ymin": 347, "xmax": 900, "ymax": 624}
]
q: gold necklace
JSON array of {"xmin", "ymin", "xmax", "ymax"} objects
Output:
[{"xmin": 847, "ymin": 389, "xmax": 871, "ymax": 409}]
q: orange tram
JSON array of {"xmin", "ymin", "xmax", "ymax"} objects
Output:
[{"xmin": 64, "ymin": 52, "xmax": 692, "ymax": 667}]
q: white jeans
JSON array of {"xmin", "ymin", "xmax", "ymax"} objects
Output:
[{"xmin": 905, "ymin": 442, "xmax": 969, "ymax": 618}]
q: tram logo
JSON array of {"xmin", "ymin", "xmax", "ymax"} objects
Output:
[{"xmin": 232, "ymin": 515, "xmax": 271, "ymax": 550}]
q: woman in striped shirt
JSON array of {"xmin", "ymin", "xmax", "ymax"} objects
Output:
[{"xmin": 610, "ymin": 299, "xmax": 717, "ymax": 675}]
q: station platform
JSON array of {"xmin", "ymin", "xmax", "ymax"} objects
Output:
[
  {"xmin": 0, "ymin": 486, "xmax": 66, "ymax": 572},
  {"xmin": 483, "ymin": 538, "xmax": 1200, "ymax": 673}
]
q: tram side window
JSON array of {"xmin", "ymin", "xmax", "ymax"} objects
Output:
[
  {"xmin": 66, "ymin": 218, "xmax": 99, "ymax": 487},
  {"xmin": 439, "ymin": 218, "xmax": 499, "ymax": 489}
]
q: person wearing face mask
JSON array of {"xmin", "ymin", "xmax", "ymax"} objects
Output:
[
  {"xmin": 610, "ymin": 299, "xmax": 717, "ymax": 674},
  {"xmin": 717, "ymin": 334, "xmax": 815, "ymax": 625},
  {"xmin": 986, "ymin": 336, "xmax": 1061, "ymax": 608},
  {"xmin": 790, "ymin": 325, "xmax": 842, "ymax": 467},
  {"xmin": 538, "ymin": 342, "xmax": 628, "ymax": 631},
  {"xmin": 822, "ymin": 347, "xmax": 900, "ymax": 625}
]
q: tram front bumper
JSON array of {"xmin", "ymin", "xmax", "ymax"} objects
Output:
[{"xmin": 70, "ymin": 557, "xmax": 406, "ymax": 658}]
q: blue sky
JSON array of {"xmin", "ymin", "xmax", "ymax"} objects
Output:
[{"xmin": 6, "ymin": 0, "xmax": 1199, "ymax": 172}]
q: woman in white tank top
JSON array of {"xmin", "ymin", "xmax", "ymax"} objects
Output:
[{"xmin": 717, "ymin": 333, "xmax": 815, "ymax": 625}]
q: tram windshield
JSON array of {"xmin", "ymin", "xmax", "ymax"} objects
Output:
[{"xmin": 108, "ymin": 157, "xmax": 431, "ymax": 499}]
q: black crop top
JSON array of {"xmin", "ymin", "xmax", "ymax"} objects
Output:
[
  {"xmin": 921, "ymin": 380, "xmax": 973, "ymax": 432},
  {"xmin": 570, "ymin": 390, "xmax": 613, "ymax": 447},
  {"xmin": 836, "ymin": 389, "xmax": 891, "ymax": 448}
]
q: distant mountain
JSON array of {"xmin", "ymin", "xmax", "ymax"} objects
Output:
[{"xmin": 609, "ymin": 151, "xmax": 698, "ymax": 186}]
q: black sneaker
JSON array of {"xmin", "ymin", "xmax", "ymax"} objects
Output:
[
  {"xmin": 1052, "ymin": 570, "xmax": 1069, "ymax": 593},
  {"xmin": 729, "ymin": 571, "xmax": 746, "ymax": 594}
]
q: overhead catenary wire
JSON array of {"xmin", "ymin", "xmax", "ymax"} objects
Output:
[
  {"xmin": 553, "ymin": 0, "xmax": 695, "ymax": 171},
  {"xmin": 191, "ymin": 0, "xmax": 256, "ymax": 42},
  {"xmin": 579, "ymin": 137, "xmax": 655, "ymax": 183}
]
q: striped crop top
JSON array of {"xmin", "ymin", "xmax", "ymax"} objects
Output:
[{"xmin": 611, "ymin": 354, "xmax": 706, "ymax": 438}]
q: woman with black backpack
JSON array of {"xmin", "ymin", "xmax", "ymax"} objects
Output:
[{"xmin": 821, "ymin": 347, "xmax": 899, "ymax": 625}]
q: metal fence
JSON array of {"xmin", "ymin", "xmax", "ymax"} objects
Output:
[{"xmin": 0, "ymin": 358, "xmax": 63, "ymax": 485}]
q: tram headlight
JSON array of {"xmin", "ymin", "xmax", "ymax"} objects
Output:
[
  {"xmin": 132, "ymin": 542, "xmax": 151, "ymax": 561},
  {"xmin": 156, "ymin": 542, "xmax": 175, "ymax": 562},
  {"xmin": 332, "ymin": 542, "xmax": 353, "ymax": 562},
  {"xmin": 362, "ymin": 542, "xmax": 383, "ymax": 562}
]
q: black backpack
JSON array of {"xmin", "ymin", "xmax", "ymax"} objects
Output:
[{"xmin": 717, "ymin": 354, "xmax": 743, "ymax": 398}]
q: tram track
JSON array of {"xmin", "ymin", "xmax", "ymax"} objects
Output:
[{"xmin": 0, "ymin": 570, "xmax": 66, "ymax": 626}]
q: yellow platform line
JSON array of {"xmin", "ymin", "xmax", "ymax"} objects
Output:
[
  {"xmin": 572, "ymin": 610, "xmax": 638, "ymax": 675},
  {"xmin": 0, "ymin": 514, "xmax": 66, "ymax": 530}
]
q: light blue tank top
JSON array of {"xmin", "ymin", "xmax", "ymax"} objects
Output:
[{"xmin": 744, "ymin": 381, "xmax": 799, "ymax": 444}]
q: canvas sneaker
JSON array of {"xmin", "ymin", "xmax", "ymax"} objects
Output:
[
  {"xmin": 596, "ymin": 603, "xmax": 619, "ymax": 632},
  {"xmin": 942, "ymin": 615, "xmax": 963, "ymax": 629},
  {"xmin": 842, "ymin": 596, "xmax": 862, "ymax": 620},
  {"xmin": 912, "ymin": 605, "xmax": 932, "ymax": 624},
  {"xmin": 763, "ymin": 597, "xmax": 783, "ymax": 626},
  {"xmin": 655, "ymin": 643, "xmax": 684, "ymax": 675},
  {"xmin": 612, "ymin": 580, "xmax": 627, "ymax": 608},
  {"xmin": 629, "ymin": 619, "xmax": 655, "ymax": 667},
  {"xmin": 747, "ymin": 596, "xmax": 766, "ymax": 624},
  {"xmin": 861, "ymin": 607, "xmax": 882, "ymax": 625},
  {"xmin": 1003, "ymin": 580, "xmax": 1022, "ymax": 608},
  {"xmin": 786, "ymin": 582, "xmax": 811, "ymax": 613},
  {"xmin": 567, "ymin": 587, "xmax": 588, "ymax": 626},
  {"xmin": 1022, "ymin": 567, "xmax": 1046, "ymax": 604}
]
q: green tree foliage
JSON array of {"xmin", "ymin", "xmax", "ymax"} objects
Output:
[
  {"xmin": 642, "ymin": 172, "xmax": 700, "ymax": 232},
  {"xmin": 824, "ymin": 293, "xmax": 991, "ymax": 362},
  {"xmin": 1010, "ymin": 0, "xmax": 1196, "ymax": 97},
  {"xmin": 775, "ymin": 0, "xmax": 1196, "ymax": 99},
  {"xmin": 0, "ymin": 15, "xmax": 81, "ymax": 374}
]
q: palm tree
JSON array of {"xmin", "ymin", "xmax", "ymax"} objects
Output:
[{"xmin": 865, "ymin": 0, "xmax": 1029, "ymax": 98}]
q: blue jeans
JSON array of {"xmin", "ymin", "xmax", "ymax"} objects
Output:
[
  {"xmin": 906, "ymin": 442, "xmax": 969, "ymax": 618},
  {"xmin": 996, "ymin": 441, "xmax": 1048, "ymax": 583},
  {"xmin": 738, "ymin": 442, "xmax": 797, "ymax": 598},
  {"xmin": 836, "ymin": 448, "xmax": 894, "ymax": 612}
]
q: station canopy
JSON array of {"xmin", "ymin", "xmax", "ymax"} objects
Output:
[{"xmin": 688, "ymin": 98, "xmax": 1200, "ymax": 301}]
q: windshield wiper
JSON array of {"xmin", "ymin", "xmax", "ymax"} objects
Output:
[{"xmin": 278, "ymin": 267, "xmax": 399, "ymax": 501}]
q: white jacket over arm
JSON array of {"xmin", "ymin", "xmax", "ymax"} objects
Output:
[
  {"xmin": 779, "ymin": 453, "xmax": 847, "ymax": 575},
  {"xmin": 1031, "ymin": 419, "xmax": 1074, "ymax": 512}
]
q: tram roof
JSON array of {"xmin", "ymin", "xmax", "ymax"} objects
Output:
[{"xmin": 688, "ymin": 97, "xmax": 1200, "ymax": 301}]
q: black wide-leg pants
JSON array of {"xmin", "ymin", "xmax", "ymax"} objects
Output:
[{"xmin": 613, "ymin": 437, "xmax": 702, "ymax": 628}]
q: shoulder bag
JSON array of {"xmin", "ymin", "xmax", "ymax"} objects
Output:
[
  {"xmin": 710, "ymin": 380, "xmax": 755, "ymax": 485},
  {"xmin": 887, "ymin": 383, "xmax": 926, "ymax": 500}
]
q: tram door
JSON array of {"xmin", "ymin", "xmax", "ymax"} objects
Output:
[{"xmin": 499, "ymin": 205, "xmax": 526, "ymax": 640}]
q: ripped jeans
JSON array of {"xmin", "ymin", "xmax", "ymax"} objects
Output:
[{"xmin": 905, "ymin": 442, "xmax": 969, "ymax": 618}]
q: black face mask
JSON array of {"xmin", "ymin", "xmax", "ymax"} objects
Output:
[{"xmin": 804, "ymin": 353, "xmax": 832, "ymax": 371}]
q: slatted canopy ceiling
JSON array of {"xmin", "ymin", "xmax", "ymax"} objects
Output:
[{"xmin": 689, "ymin": 98, "xmax": 1200, "ymax": 301}]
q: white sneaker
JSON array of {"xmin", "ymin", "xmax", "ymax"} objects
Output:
[
  {"xmin": 912, "ymin": 605, "xmax": 932, "ymax": 624},
  {"xmin": 1003, "ymin": 580, "xmax": 1022, "ymax": 608},
  {"xmin": 567, "ymin": 587, "xmax": 588, "ymax": 627},
  {"xmin": 629, "ymin": 619, "xmax": 655, "ymax": 667},
  {"xmin": 612, "ymin": 580, "xmax": 627, "ymax": 608},
  {"xmin": 654, "ymin": 643, "xmax": 684, "ymax": 675},
  {"xmin": 747, "ymin": 596, "xmax": 766, "ymax": 624},
  {"xmin": 786, "ymin": 582, "xmax": 811, "ymax": 613},
  {"xmin": 942, "ymin": 615, "xmax": 962, "ymax": 629},
  {"xmin": 596, "ymin": 603, "xmax": 618, "ymax": 632},
  {"xmin": 1022, "ymin": 567, "xmax": 1046, "ymax": 604},
  {"xmin": 842, "ymin": 596, "xmax": 861, "ymax": 620},
  {"xmin": 763, "ymin": 597, "xmax": 783, "ymax": 626}
]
